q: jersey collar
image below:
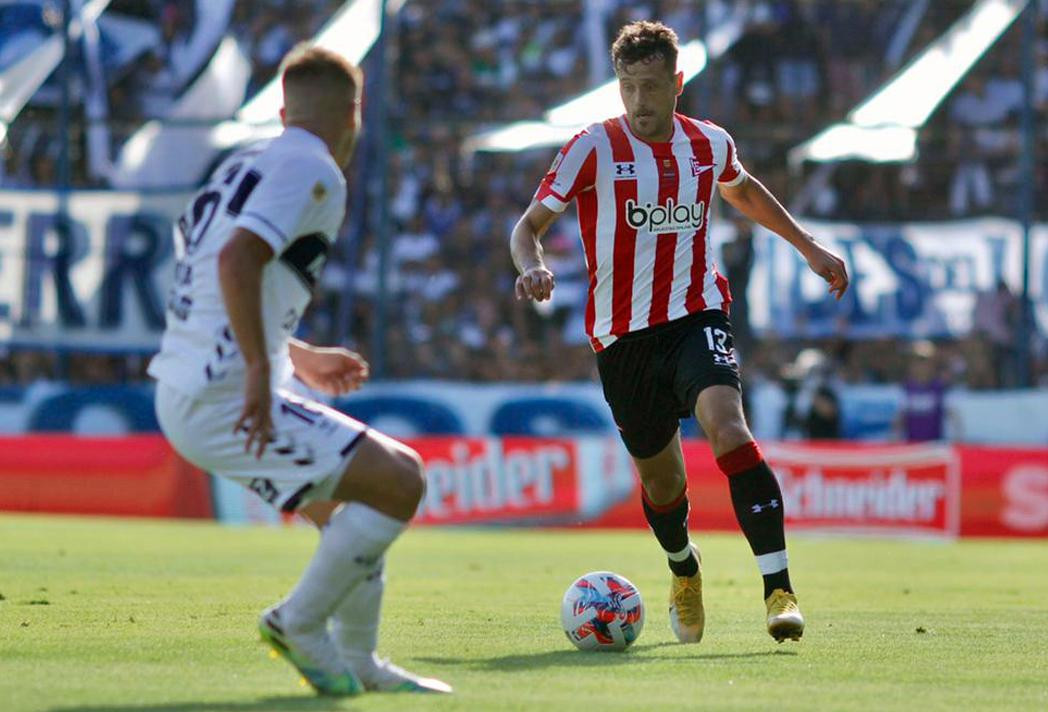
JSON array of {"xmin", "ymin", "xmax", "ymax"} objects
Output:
[
  {"xmin": 283, "ymin": 126, "xmax": 331, "ymax": 154},
  {"xmin": 619, "ymin": 114, "xmax": 679, "ymax": 149}
]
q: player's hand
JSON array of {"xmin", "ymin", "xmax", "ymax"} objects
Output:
[
  {"xmin": 292, "ymin": 345, "xmax": 370, "ymax": 396},
  {"xmin": 804, "ymin": 243, "xmax": 849, "ymax": 300},
  {"xmin": 515, "ymin": 265, "xmax": 555, "ymax": 301},
  {"xmin": 235, "ymin": 363, "xmax": 273, "ymax": 459}
]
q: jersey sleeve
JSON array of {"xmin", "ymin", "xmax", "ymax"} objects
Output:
[
  {"xmin": 234, "ymin": 155, "xmax": 341, "ymax": 253},
  {"xmin": 717, "ymin": 128, "xmax": 746, "ymax": 187},
  {"xmin": 534, "ymin": 131, "xmax": 597, "ymax": 213}
]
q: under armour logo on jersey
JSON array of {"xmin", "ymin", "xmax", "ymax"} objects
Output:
[
  {"xmin": 614, "ymin": 162, "xmax": 637, "ymax": 179},
  {"xmin": 752, "ymin": 499, "xmax": 780, "ymax": 514},
  {"xmin": 691, "ymin": 158, "xmax": 714, "ymax": 176},
  {"xmin": 713, "ymin": 353, "xmax": 737, "ymax": 367}
]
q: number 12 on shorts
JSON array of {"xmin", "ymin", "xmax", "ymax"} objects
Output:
[
  {"xmin": 704, "ymin": 326, "xmax": 737, "ymax": 367},
  {"xmin": 704, "ymin": 326, "xmax": 731, "ymax": 354}
]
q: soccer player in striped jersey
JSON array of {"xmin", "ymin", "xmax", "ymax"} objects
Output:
[{"xmin": 511, "ymin": 21, "xmax": 849, "ymax": 643}]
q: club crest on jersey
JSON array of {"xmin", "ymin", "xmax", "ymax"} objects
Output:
[
  {"xmin": 690, "ymin": 158, "xmax": 713, "ymax": 176},
  {"xmin": 625, "ymin": 198, "xmax": 705, "ymax": 234},
  {"xmin": 614, "ymin": 162, "xmax": 637, "ymax": 179}
]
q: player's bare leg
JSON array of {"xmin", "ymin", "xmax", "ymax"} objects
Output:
[
  {"xmin": 695, "ymin": 385, "xmax": 804, "ymax": 642},
  {"xmin": 632, "ymin": 432, "xmax": 704, "ymax": 643},
  {"xmin": 282, "ymin": 432, "xmax": 451, "ymax": 693}
]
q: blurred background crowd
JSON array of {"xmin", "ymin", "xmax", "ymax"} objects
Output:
[{"xmin": 1, "ymin": 0, "xmax": 1046, "ymax": 431}]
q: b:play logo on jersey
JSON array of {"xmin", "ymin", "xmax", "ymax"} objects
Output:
[{"xmin": 625, "ymin": 198, "xmax": 705, "ymax": 234}]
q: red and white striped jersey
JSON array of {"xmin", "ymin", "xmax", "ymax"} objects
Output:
[{"xmin": 534, "ymin": 113, "xmax": 746, "ymax": 351}]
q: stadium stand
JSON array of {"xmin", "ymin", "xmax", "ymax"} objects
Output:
[{"xmin": 0, "ymin": 0, "xmax": 1045, "ymax": 404}]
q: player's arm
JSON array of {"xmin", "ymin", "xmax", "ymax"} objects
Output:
[
  {"xmin": 514, "ymin": 131, "xmax": 595, "ymax": 301},
  {"xmin": 288, "ymin": 338, "xmax": 369, "ymax": 396},
  {"xmin": 510, "ymin": 200, "xmax": 559, "ymax": 301},
  {"xmin": 719, "ymin": 175, "xmax": 849, "ymax": 300},
  {"xmin": 218, "ymin": 228, "xmax": 275, "ymax": 458}
]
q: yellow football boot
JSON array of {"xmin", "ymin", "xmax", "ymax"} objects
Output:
[
  {"xmin": 765, "ymin": 589, "xmax": 804, "ymax": 642},
  {"xmin": 668, "ymin": 545, "xmax": 704, "ymax": 643}
]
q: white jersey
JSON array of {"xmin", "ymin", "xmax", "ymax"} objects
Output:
[{"xmin": 149, "ymin": 127, "xmax": 347, "ymax": 400}]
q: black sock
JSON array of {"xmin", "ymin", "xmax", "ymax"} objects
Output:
[
  {"xmin": 718, "ymin": 443, "xmax": 793, "ymax": 599},
  {"xmin": 642, "ymin": 487, "xmax": 698, "ymax": 578}
]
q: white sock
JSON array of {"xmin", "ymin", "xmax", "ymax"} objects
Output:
[
  {"xmin": 755, "ymin": 550, "xmax": 788, "ymax": 575},
  {"xmin": 667, "ymin": 542, "xmax": 694, "ymax": 562},
  {"xmin": 330, "ymin": 557, "xmax": 384, "ymax": 662},
  {"xmin": 280, "ymin": 502, "xmax": 406, "ymax": 631}
]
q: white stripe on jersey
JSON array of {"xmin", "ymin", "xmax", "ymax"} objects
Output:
[
  {"xmin": 694, "ymin": 119, "xmax": 732, "ymax": 312},
  {"xmin": 590, "ymin": 124, "xmax": 617, "ymax": 347},
  {"xmin": 666, "ymin": 117, "xmax": 701, "ymax": 321},
  {"xmin": 626, "ymin": 136, "xmax": 659, "ymax": 333}
]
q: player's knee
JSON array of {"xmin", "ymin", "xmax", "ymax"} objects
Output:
[
  {"xmin": 710, "ymin": 419, "xmax": 752, "ymax": 456},
  {"xmin": 642, "ymin": 472, "xmax": 686, "ymax": 504},
  {"xmin": 391, "ymin": 446, "xmax": 425, "ymax": 515}
]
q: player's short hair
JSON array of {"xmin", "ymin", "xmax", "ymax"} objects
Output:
[
  {"xmin": 281, "ymin": 44, "xmax": 363, "ymax": 105},
  {"xmin": 611, "ymin": 21, "xmax": 679, "ymax": 75}
]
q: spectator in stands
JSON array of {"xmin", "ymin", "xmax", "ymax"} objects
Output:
[
  {"xmin": 773, "ymin": 1, "xmax": 827, "ymax": 128},
  {"xmin": 973, "ymin": 279, "xmax": 1020, "ymax": 388},
  {"xmin": 727, "ymin": 5, "xmax": 780, "ymax": 123},
  {"xmin": 780, "ymin": 348, "xmax": 839, "ymax": 440},
  {"xmin": 803, "ymin": 383, "xmax": 842, "ymax": 440},
  {"xmin": 895, "ymin": 340, "xmax": 958, "ymax": 442},
  {"xmin": 721, "ymin": 217, "xmax": 755, "ymax": 357},
  {"xmin": 947, "ymin": 70, "xmax": 1021, "ymax": 215}
]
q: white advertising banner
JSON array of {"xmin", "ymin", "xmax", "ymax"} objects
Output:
[{"xmin": 0, "ymin": 189, "xmax": 187, "ymax": 350}]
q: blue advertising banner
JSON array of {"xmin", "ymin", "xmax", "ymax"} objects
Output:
[
  {"xmin": 2, "ymin": 380, "xmax": 1048, "ymax": 446},
  {"xmin": 749, "ymin": 218, "xmax": 1048, "ymax": 338}
]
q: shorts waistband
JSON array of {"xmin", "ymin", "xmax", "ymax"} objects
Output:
[{"xmin": 611, "ymin": 308, "xmax": 725, "ymax": 344}]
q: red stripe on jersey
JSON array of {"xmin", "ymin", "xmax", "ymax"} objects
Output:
[
  {"xmin": 536, "ymin": 135, "xmax": 596, "ymax": 205},
  {"xmin": 603, "ymin": 118, "xmax": 638, "ymax": 336},
  {"xmin": 578, "ymin": 187, "xmax": 599, "ymax": 341},
  {"xmin": 647, "ymin": 127, "xmax": 681, "ymax": 326},
  {"xmin": 715, "ymin": 271, "xmax": 732, "ymax": 311},
  {"xmin": 678, "ymin": 117, "xmax": 714, "ymax": 313},
  {"xmin": 570, "ymin": 149, "xmax": 598, "ymax": 201},
  {"xmin": 720, "ymin": 135, "xmax": 739, "ymax": 183}
]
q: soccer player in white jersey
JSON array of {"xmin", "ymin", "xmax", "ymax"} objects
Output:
[
  {"xmin": 511, "ymin": 22, "xmax": 849, "ymax": 644},
  {"xmin": 149, "ymin": 46, "xmax": 450, "ymax": 695}
]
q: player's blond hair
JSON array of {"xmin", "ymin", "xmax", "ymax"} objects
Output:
[{"xmin": 280, "ymin": 44, "xmax": 362, "ymax": 121}]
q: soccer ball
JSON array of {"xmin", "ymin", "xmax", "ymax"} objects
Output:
[{"xmin": 560, "ymin": 571, "xmax": 644, "ymax": 651}]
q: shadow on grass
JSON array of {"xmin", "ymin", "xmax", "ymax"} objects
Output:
[
  {"xmin": 48, "ymin": 696, "xmax": 360, "ymax": 712},
  {"xmin": 416, "ymin": 643, "xmax": 798, "ymax": 671}
]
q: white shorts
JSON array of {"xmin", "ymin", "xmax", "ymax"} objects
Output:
[{"xmin": 155, "ymin": 383, "xmax": 368, "ymax": 512}]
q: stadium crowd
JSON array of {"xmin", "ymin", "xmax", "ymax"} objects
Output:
[{"xmin": 1, "ymin": 0, "xmax": 1046, "ymax": 408}]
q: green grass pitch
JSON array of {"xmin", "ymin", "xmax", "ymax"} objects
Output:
[{"xmin": 1, "ymin": 514, "xmax": 1046, "ymax": 711}]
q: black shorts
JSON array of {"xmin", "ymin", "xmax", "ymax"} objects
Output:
[{"xmin": 595, "ymin": 309, "xmax": 741, "ymax": 459}]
